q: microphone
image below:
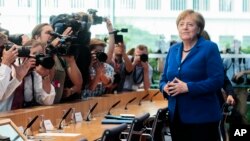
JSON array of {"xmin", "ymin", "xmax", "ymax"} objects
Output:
[
  {"xmin": 124, "ymin": 97, "xmax": 136, "ymax": 110},
  {"xmin": 86, "ymin": 102, "xmax": 98, "ymax": 121},
  {"xmin": 58, "ymin": 108, "xmax": 72, "ymax": 129},
  {"xmin": 150, "ymin": 91, "xmax": 160, "ymax": 102},
  {"xmin": 23, "ymin": 115, "xmax": 39, "ymax": 135},
  {"xmin": 138, "ymin": 94, "xmax": 149, "ymax": 106},
  {"xmin": 107, "ymin": 100, "xmax": 121, "ymax": 115}
]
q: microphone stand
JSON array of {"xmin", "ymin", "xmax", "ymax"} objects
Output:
[
  {"xmin": 150, "ymin": 91, "xmax": 160, "ymax": 102},
  {"xmin": 124, "ymin": 97, "xmax": 136, "ymax": 110},
  {"xmin": 58, "ymin": 108, "xmax": 72, "ymax": 130},
  {"xmin": 86, "ymin": 102, "xmax": 98, "ymax": 121},
  {"xmin": 138, "ymin": 94, "xmax": 149, "ymax": 106},
  {"xmin": 107, "ymin": 100, "xmax": 121, "ymax": 115},
  {"xmin": 23, "ymin": 115, "xmax": 39, "ymax": 136}
]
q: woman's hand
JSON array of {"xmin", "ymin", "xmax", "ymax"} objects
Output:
[{"xmin": 164, "ymin": 77, "xmax": 189, "ymax": 96}]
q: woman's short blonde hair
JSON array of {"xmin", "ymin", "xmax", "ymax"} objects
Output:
[{"xmin": 176, "ymin": 9, "xmax": 205, "ymax": 36}]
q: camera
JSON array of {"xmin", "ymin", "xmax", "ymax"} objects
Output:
[
  {"xmin": 4, "ymin": 42, "xmax": 30, "ymax": 57},
  {"xmin": 51, "ymin": 14, "xmax": 83, "ymax": 36},
  {"xmin": 96, "ymin": 52, "xmax": 107, "ymax": 62},
  {"xmin": 110, "ymin": 28, "xmax": 128, "ymax": 44},
  {"xmin": 87, "ymin": 9, "xmax": 105, "ymax": 25},
  {"xmin": 140, "ymin": 54, "xmax": 148, "ymax": 62},
  {"xmin": 34, "ymin": 53, "xmax": 55, "ymax": 69},
  {"xmin": 4, "ymin": 43, "xmax": 55, "ymax": 69},
  {"xmin": 48, "ymin": 32, "xmax": 77, "ymax": 56},
  {"xmin": 8, "ymin": 34, "xmax": 23, "ymax": 45},
  {"xmin": 50, "ymin": 13, "xmax": 93, "ymax": 56}
]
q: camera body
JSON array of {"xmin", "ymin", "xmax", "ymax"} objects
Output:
[
  {"xmin": 96, "ymin": 52, "xmax": 107, "ymax": 62},
  {"xmin": 87, "ymin": 9, "xmax": 105, "ymax": 25},
  {"xmin": 34, "ymin": 53, "xmax": 55, "ymax": 69},
  {"xmin": 112, "ymin": 28, "xmax": 128, "ymax": 44},
  {"xmin": 140, "ymin": 54, "xmax": 148, "ymax": 62}
]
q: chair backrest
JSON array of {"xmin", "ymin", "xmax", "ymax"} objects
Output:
[
  {"xmin": 127, "ymin": 112, "xmax": 150, "ymax": 141},
  {"xmin": 101, "ymin": 123, "xmax": 127, "ymax": 141},
  {"xmin": 150, "ymin": 107, "xmax": 169, "ymax": 141}
]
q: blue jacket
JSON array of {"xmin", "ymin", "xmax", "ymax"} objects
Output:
[{"xmin": 159, "ymin": 37, "xmax": 224, "ymax": 124}]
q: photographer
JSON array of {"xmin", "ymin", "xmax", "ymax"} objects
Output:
[
  {"xmin": 103, "ymin": 19, "xmax": 133, "ymax": 93},
  {"xmin": 223, "ymin": 40, "xmax": 249, "ymax": 124},
  {"xmin": 123, "ymin": 44, "xmax": 153, "ymax": 91},
  {"xmin": 21, "ymin": 40, "xmax": 55, "ymax": 108},
  {"xmin": 82, "ymin": 38, "xmax": 114, "ymax": 98},
  {"xmin": 0, "ymin": 33, "xmax": 36, "ymax": 112},
  {"xmin": 31, "ymin": 23, "xmax": 82, "ymax": 103},
  {"xmin": 0, "ymin": 33, "xmax": 18, "ymax": 100}
]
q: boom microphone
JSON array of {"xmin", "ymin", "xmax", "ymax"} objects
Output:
[
  {"xmin": 23, "ymin": 115, "xmax": 39, "ymax": 135},
  {"xmin": 58, "ymin": 108, "xmax": 72, "ymax": 129},
  {"xmin": 138, "ymin": 94, "xmax": 149, "ymax": 106},
  {"xmin": 150, "ymin": 91, "xmax": 160, "ymax": 102},
  {"xmin": 107, "ymin": 100, "xmax": 121, "ymax": 115},
  {"xmin": 86, "ymin": 102, "xmax": 98, "ymax": 121},
  {"xmin": 124, "ymin": 97, "xmax": 136, "ymax": 110}
]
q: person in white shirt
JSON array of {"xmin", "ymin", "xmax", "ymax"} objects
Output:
[
  {"xmin": 0, "ymin": 33, "xmax": 19, "ymax": 100},
  {"xmin": 22, "ymin": 40, "xmax": 55, "ymax": 107},
  {"xmin": 0, "ymin": 33, "xmax": 35, "ymax": 112}
]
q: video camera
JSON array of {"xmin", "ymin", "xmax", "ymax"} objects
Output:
[
  {"xmin": 110, "ymin": 28, "xmax": 128, "ymax": 44},
  {"xmin": 47, "ymin": 32, "xmax": 78, "ymax": 56},
  {"xmin": 4, "ymin": 42, "xmax": 55, "ymax": 69},
  {"xmin": 51, "ymin": 14, "xmax": 87, "ymax": 36},
  {"xmin": 87, "ymin": 9, "xmax": 106, "ymax": 25},
  {"xmin": 50, "ymin": 11, "xmax": 104, "ymax": 56}
]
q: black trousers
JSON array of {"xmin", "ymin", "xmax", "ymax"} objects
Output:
[{"xmin": 170, "ymin": 112, "xmax": 220, "ymax": 141}]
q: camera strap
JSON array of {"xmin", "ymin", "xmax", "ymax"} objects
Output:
[{"xmin": 23, "ymin": 71, "xmax": 39, "ymax": 108}]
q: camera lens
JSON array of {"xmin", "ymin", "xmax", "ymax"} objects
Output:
[
  {"xmin": 140, "ymin": 54, "xmax": 148, "ymax": 62},
  {"xmin": 4, "ymin": 43, "xmax": 30, "ymax": 57},
  {"xmin": 96, "ymin": 52, "xmax": 107, "ymax": 62}
]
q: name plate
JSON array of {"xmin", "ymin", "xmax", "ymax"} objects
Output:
[
  {"xmin": 75, "ymin": 112, "xmax": 83, "ymax": 122},
  {"xmin": 44, "ymin": 120, "xmax": 54, "ymax": 131}
]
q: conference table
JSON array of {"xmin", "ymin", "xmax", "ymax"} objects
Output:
[{"xmin": 0, "ymin": 89, "xmax": 167, "ymax": 141}]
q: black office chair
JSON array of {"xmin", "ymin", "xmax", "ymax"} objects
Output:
[
  {"xmin": 142, "ymin": 107, "xmax": 169, "ymax": 141},
  {"xmin": 125, "ymin": 112, "xmax": 150, "ymax": 141},
  {"xmin": 98, "ymin": 123, "xmax": 128, "ymax": 141}
]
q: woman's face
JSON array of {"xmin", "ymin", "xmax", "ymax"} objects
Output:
[
  {"xmin": 177, "ymin": 15, "xmax": 200, "ymax": 42},
  {"xmin": 30, "ymin": 45, "xmax": 44, "ymax": 56},
  {"xmin": 31, "ymin": 45, "xmax": 50, "ymax": 76},
  {"xmin": 37, "ymin": 25, "xmax": 53, "ymax": 43}
]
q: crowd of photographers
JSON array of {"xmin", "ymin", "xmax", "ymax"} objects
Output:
[{"xmin": 0, "ymin": 11, "xmax": 153, "ymax": 112}]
